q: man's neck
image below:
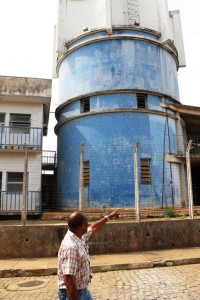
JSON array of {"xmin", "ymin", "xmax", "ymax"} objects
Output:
[{"xmin": 69, "ymin": 228, "xmax": 83, "ymax": 239}]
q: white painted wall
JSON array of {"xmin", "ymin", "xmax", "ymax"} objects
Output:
[
  {"xmin": 0, "ymin": 153, "xmax": 41, "ymax": 191},
  {"xmin": 0, "ymin": 102, "xmax": 43, "ymax": 128},
  {"xmin": 169, "ymin": 10, "xmax": 186, "ymax": 67},
  {"xmin": 139, "ymin": 0, "xmax": 160, "ymax": 31},
  {"xmin": 111, "ymin": 0, "xmax": 127, "ymax": 26},
  {"xmin": 0, "ymin": 101, "xmax": 43, "ymax": 201},
  {"xmin": 57, "ymin": 0, "xmax": 106, "ymax": 50}
]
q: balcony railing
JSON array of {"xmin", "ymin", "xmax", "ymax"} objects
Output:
[
  {"xmin": 42, "ymin": 150, "xmax": 57, "ymax": 167},
  {"xmin": 163, "ymin": 134, "xmax": 200, "ymax": 156},
  {"xmin": 0, "ymin": 126, "xmax": 42, "ymax": 149},
  {"xmin": 188, "ymin": 136, "xmax": 200, "ymax": 155},
  {"xmin": 0, "ymin": 191, "xmax": 41, "ymax": 212}
]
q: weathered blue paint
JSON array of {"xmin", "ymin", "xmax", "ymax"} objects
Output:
[
  {"xmin": 67, "ymin": 29, "xmax": 159, "ymax": 51},
  {"xmin": 57, "ymin": 93, "xmax": 176, "ymax": 120},
  {"xmin": 56, "ymin": 30, "xmax": 181, "ymax": 209},
  {"xmin": 56, "ymin": 110, "xmax": 180, "ymax": 209},
  {"xmin": 58, "ymin": 36, "xmax": 179, "ymax": 104}
]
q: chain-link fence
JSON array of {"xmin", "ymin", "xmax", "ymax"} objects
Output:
[
  {"xmin": 54, "ymin": 134, "xmax": 200, "ymax": 217},
  {"xmin": 1, "ymin": 136, "xmax": 200, "ymax": 220}
]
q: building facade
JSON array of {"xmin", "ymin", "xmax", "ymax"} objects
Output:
[
  {"xmin": 54, "ymin": 0, "xmax": 200, "ymax": 209},
  {"xmin": 0, "ymin": 76, "xmax": 51, "ymax": 214}
]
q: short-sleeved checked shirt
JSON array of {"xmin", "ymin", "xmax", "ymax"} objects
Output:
[{"xmin": 57, "ymin": 227, "xmax": 93, "ymax": 290}]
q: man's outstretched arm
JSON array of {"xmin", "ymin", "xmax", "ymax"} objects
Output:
[{"xmin": 90, "ymin": 209, "xmax": 120, "ymax": 233}]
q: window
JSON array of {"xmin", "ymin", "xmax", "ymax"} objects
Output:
[
  {"xmin": 81, "ymin": 98, "xmax": 90, "ymax": 113},
  {"xmin": 0, "ymin": 113, "xmax": 5, "ymax": 127},
  {"xmin": 140, "ymin": 158, "xmax": 151, "ymax": 184},
  {"xmin": 0, "ymin": 172, "xmax": 2, "ymax": 191},
  {"xmin": 83, "ymin": 161, "xmax": 90, "ymax": 185},
  {"xmin": 83, "ymin": 161, "xmax": 90, "ymax": 206},
  {"xmin": 0, "ymin": 114, "xmax": 5, "ymax": 135},
  {"xmin": 7, "ymin": 172, "xmax": 23, "ymax": 192},
  {"xmin": 10, "ymin": 114, "xmax": 31, "ymax": 134},
  {"xmin": 137, "ymin": 94, "xmax": 147, "ymax": 109}
]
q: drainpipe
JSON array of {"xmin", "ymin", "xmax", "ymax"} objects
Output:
[
  {"xmin": 166, "ymin": 110, "xmax": 174, "ymax": 206},
  {"xmin": 162, "ymin": 120, "xmax": 167, "ymax": 208},
  {"xmin": 134, "ymin": 141, "xmax": 140, "ymax": 222},
  {"xmin": 79, "ymin": 142, "xmax": 84, "ymax": 211},
  {"xmin": 175, "ymin": 112, "xmax": 187, "ymax": 207}
]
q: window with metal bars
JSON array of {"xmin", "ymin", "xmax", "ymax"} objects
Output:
[
  {"xmin": 140, "ymin": 158, "xmax": 151, "ymax": 184},
  {"xmin": 81, "ymin": 98, "xmax": 90, "ymax": 113},
  {"xmin": 7, "ymin": 172, "xmax": 24, "ymax": 192},
  {"xmin": 83, "ymin": 161, "xmax": 90, "ymax": 185},
  {"xmin": 10, "ymin": 114, "xmax": 31, "ymax": 134},
  {"xmin": 137, "ymin": 94, "xmax": 147, "ymax": 109}
]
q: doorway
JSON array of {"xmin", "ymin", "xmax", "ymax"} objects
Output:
[{"xmin": 191, "ymin": 163, "xmax": 200, "ymax": 205}]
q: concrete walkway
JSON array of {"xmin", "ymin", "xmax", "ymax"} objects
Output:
[{"xmin": 1, "ymin": 247, "xmax": 200, "ymax": 278}]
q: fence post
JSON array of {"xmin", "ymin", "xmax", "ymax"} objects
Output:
[
  {"xmin": 21, "ymin": 143, "xmax": 28, "ymax": 225},
  {"xmin": 186, "ymin": 140, "xmax": 194, "ymax": 219},
  {"xmin": 134, "ymin": 141, "xmax": 140, "ymax": 222},
  {"xmin": 79, "ymin": 142, "xmax": 84, "ymax": 211}
]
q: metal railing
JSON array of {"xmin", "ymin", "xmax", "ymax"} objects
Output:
[
  {"xmin": 42, "ymin": 150, "xmax": 57, "ymax": 167},
  {"xmin": 0, "ymin": 126, "xmax": 42, "ymax": 148},
  {"xmin": 0, "ymin": 191, "xmax": 41, "ymax": 212},
  {"xmin": 188, "ymin": 136, "xmax": 200, "ymax": 155}
]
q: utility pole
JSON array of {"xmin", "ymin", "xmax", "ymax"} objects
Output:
[
  {"xmin": 79, "ymin": 142, "xmax": 84, "ymax": 211},
  {"xmin": 186, "ymin": 140, "xmax": 194, "ymax": 219},
  {"xmin": 134, "ymin": 141, "xmax": 140, "ymax": 222},
  {"xmin": 21, "ymin": 143, "xmax": 28, "ymax": 225}
]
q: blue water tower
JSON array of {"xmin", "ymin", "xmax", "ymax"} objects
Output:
[{"xmin": 54, "ymin": 0, "xmax": 186, "ymax": 209}]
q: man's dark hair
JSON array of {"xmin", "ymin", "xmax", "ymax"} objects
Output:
[{"xmin": 68, "ymin": 211, "xmax": 86, "ymax": 229}]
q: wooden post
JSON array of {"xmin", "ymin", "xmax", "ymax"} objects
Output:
[
  {"xmin": 21, "ymin": 144, "xmax": 28, "ymax": 225},
  {"xmin": 186, "ymin": 140, "xmax": 194, "ymax": 219},
  {"xmin": 79, "ymin": 142, "xmax": 84, "ymax": 211},
  {"xmin": 134, "ymin": 141, "xmax": 140, "ymax": 222}
]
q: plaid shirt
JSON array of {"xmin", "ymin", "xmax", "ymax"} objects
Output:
[{"xmin": 57, "ymin": 227, "xmax": 93, "ymax": 290}]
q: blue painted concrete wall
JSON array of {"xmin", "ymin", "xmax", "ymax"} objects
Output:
[
  {"xmin": 58, "ymin": 31, "xmax": 179, "ymax": 104},
  {"xmin": 56, "ymin": 30, "xmax": 181, "ymax": 209},
  {"xmin": 56, "ymin": 108, "xmax": 180, "ymax": 208}
]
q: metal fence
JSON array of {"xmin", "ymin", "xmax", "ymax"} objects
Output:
[
  {"xmin": 1, "ymin": 135, "xmax": 200, "ymax": 219},
  {"xmin": 54, "ymin": 135, "xmax": 200, "ymax": 216},
  {"xmin": 42, "ymin": 150, "xmax": 57, "ymax": 166},
  {"xmin": 0, "ymin": 191, "xmax": 41, "ymax": 212},
  {"xmin": 0, "ymin": 126, "xmax": 42, "ymax": 148}
]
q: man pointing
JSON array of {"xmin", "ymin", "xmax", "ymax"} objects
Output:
[{"xmin": 57, "ymin": 209, "xmax": 120, "ymax": 300}]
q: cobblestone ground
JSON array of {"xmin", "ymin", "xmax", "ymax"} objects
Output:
[{"xmin": 0, "ymin": 264, "xmax": 200, "ymax": 300}]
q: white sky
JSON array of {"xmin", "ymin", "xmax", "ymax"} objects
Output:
[{"xmin": 0, "ymin": 0, "xmax": 199, "ymax": 150}]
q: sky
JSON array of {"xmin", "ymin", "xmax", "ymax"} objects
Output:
[{"xmin": 0, "ymin": 0, "xmax": 199, "ymax": 150}]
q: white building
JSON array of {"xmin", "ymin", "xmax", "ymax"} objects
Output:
[{"xmin": 0, "ymin": 76, "xmax": 51, "ymax": 215}]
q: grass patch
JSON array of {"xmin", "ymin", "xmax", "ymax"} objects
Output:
[{"xmin": 164, "ymin": 207, "xmax": 177, "ymax": 218}]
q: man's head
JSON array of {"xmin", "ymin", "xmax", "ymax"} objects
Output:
[{"xmin": 68, "ymin": 211, "xmax": 88, "ymax": 236}]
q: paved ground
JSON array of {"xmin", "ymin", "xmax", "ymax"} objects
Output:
[
  {"xmin": 1, "ymin": 247, "xmax": 200, "ymax": 278},
  {"xmin": 0, "ymin": 264, "xmax": 200, "ymax": 300}
]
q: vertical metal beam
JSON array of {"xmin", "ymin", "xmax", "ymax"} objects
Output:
[
  {"xmin": 21, "ymin": 144, "xmax": 28, "ymax": 226},
  {"xmin": 134, "ymin": 141, "xmax": 140, "ymax": 222},
  {"xmin": 106, "ymin": 0, "xmax": 112, "ymax": 35},
  {"xmin": 175, "ymin": 112, "xmax": 186, "ymax": 207},
  {"xmin": 186, "ymin": 140, "xmax": 194, "ymax": 219},
  {"xmin": 79, "ymin": 142, "xmax": 84, "ymax": 211}
]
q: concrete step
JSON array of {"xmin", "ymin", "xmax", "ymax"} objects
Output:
[{"xmin": 41, "ymin": 206, "xmax": 200, "ymax": 220}]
